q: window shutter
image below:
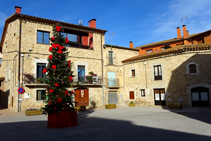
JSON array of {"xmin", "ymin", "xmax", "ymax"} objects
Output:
[
  {"xmin": 129, "ymin": 91, "xmax": 134, "ymax": 99},
  {"xmin": 189, "ymin": 64, "xmax": 196, "ymax": 73}
]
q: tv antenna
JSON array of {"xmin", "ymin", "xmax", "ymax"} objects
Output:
[
  {"xmin": 79, "ymin": 19, "xmax": 83, "ymax": 25},
  {"xmin": 110, "ymin": 32, "xmax": 116, "ymax": 51},
  {"xmin": 181, "ymin": 17, "xmax": 183, "ymax": 27},
  {"xmin": 186, "ymin": 15, "xmax": 189, "ymax": 27}
]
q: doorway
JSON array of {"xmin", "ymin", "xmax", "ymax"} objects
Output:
[{"xmin": 75, "ymin": 88, "xmax": 89, "ymax": 107}]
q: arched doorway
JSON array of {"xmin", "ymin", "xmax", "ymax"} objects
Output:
[
  {"xmin": 75, "ymin": 88, "xmax": 89, "ymax": 107},
  {"xmin": 191, "ymin": 87, "xmax": 210, "ymax": 107}
]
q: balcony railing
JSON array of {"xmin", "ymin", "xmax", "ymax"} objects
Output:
[
  {"xmin": 67, "ymin": 41, "xmax": 93, "ymax": 50},
  {"xmin": 106, "ymin": 78, "xmax": 119, "ymax": 87},
  {"xmin": 73, "ymin": 76, "xmax": 102, "ymax": 85},
  {"xmin": 23, "ymin": 74, "xmax": 102, "ymax": 85},
  {"xmin": 23, "ymin": 74, "xmax": 46, "ymax": 84}
]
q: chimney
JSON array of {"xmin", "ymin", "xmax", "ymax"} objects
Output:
[
  {"xmin": 177, "ymin": 27, "xmax": 181, "ymax": 38},
  {"xmin": 130, "ymin": 41, "xmax": 133, "ymax": 48},
  {"xmin": 89, "ymin": 19, "xmax": 96, "ymax": 28},
  {"xmin": 182, "ymin": 25, "xmax": 187, "ymax": 39},
  {"xmin": 187, "ymin": 30, "xmax": 189, "ymax": 36},
  {"xmin": 15, "ymin": 6, "xmax": 21, "ymax": 14}
]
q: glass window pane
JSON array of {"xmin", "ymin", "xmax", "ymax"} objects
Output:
[
  {"xmin": 44, "ymin": 32, "xmax": 49, "ymax": 44},
  {"xmin": 0, "ymin": 58, "xmax": 2, "ymax": 65},
  {"xmin": 61, "ymin": 32, "xmax": 66, "ymax": 38},
  {"xmin": 159, "ymin": 66, "xmax": 162, "ymax": 76},
  {"xmin": 67, "ymin": 33, "xmax": 77, "ymax": 42},
  {"xmin": 37, "ymin": 91, "xmax": 41, "ymax": 100},
  {"xmin": 109, "ymin": 52, "xmax": 113, "ymax": 65},
  {"xmin": 192, "ymin": 92, "xmax": 199, "ymax": 101},
  {"xmin": 154, "ymin": 67, "xmax": 158, "ymax": 76},
  {"xmin": 78, "ymin": 66, "xmax": 85, "ymax": 82},
  {"xmin": 201, "ymin": 92, "xmax": 208, "ymax": 101},
  {"xmin": 155, "ymin": 94, "xmax": 160, "ymax": 100},
  {"xmin": 37, "ymin": 31, "xmax": 43, "ymax": 43}
]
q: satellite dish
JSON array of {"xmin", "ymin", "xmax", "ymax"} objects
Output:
[{"xmin": 79, "ymin": 19, "xmax": 83, "ymax": 25}]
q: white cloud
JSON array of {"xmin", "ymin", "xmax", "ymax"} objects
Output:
[
  {"xmin": 0, "ymin": 12, "xmax": 7, "ymax": 27},
  {"xmin": 148, "ymin": 0, "xmax": 211, "ymax": 42}
]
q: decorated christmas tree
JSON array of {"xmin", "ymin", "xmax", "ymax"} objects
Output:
[{"xmin": 42, "ymin": 23, "xmax": 75, "ymax": 114}]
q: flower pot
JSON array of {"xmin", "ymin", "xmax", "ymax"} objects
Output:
[
  {"xmin": 129, "ymin": 103, "xmax": 135, "ymax": 107},
  {"xmin": 105, "ymin": 104, "xmax": 116, "ymax": 109},
  {"xmin": 169, "ymin": 103, "xmax": 182, "ymax": 109},
  {"xmin": 48, "ymin": 110, "xmax": 78, "ymax": 129},
  {"xmin": 74, "ymin": 106, "xmax": 86, "ymax": 112},
  {"xmin": 25, "ymin": 110, "xmax": 42, "ymax": 116}
]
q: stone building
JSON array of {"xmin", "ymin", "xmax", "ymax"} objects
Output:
[
  {"xmin": 122, "ymin": 44, "xmax": 211, "ymax": 107},
  {"xmin": 1, "ymin": 6, "xmax": 211, "ymax": 111},
  {"xmin": 0, "ymin": 6, "xmax": 139, "ymax": 111}
]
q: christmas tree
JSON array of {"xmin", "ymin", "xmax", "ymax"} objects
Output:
[{"xmin": 42, "ymin": 23, "xmax": 75, "ymax": 114}]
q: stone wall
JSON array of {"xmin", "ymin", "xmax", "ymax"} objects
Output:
[
  {"xmin": 122, "ymin": 50, "xmax": 211, "ymax": 107},
  {"xmin": 103, "ymin": 46, "xmax": 139, "ymax": 105},
  {"xmin": 0, "ymin": 18, "xmax": 106, "ymax": 111}
]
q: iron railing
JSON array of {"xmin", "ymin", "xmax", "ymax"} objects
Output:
[{"xmin": 106, "ymin": 78, "xmax": 119, "ymax": 87}]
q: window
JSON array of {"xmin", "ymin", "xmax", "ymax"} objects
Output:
[
  {"xmin": 141, "ymin": 89, "xmax": 145, "ymax": 97},
  {"xmin": 61, "ymin": 32, "xmax": 77, "ymax": 42},
  {"xmin": 0, "ymin": 58, "xmax": 2, "ymax": 65},
  {"xmin": 146, "ymin": 49, "xmax": 153, "ymax": 54},
  {"xmin": 132, "ymin": 70, "xmax": 135, "ymax": 76},
  {"xmin": 37, "ymin": 63, "xmax": 46, "ymax": 79},
  {"xmin": 78, "ymin": 66, "xmax": 85, "ymax": 82},
  {"xmin": 154, "ymin": 65, "xmax": 162, "ymax": 80},
  {"xmin": 109, "ymin": 51, "xmax": 113, "ymax": 65},
  {"xmin": 37, "ymin": 30, "xmax": 50, "ymax": 44},
  {"xmin": 189, "ymin": 64, "xmax": 197, "ymax": 73},
  {"xmin": 129, "ymin": 91, "xmax": 134, "ymax": 99},
  {"xmin": 37, "ymin": 90, "xmax": 46, "ymax": 100}
]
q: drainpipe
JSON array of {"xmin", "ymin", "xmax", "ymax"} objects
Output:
[
  {"xmin": 144, "ymin": 63, "xmax": 147, "ymax": 88},
  {"xmin": 13, "ymin": 54, "xmax": 18, "ymax": 106},
  {"xmin": 17, "ymin": 14, "xmax": 22, "ymax": 112},
  {"xmin": 101, "ymin": 33, "xmax": 104, "ymax": 106}
]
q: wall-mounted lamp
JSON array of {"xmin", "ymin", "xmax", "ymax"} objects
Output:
[
  {"xmin": 103, "ymin": 44, "xmax": 106, "ymax": 49},
  {"xmin": 144, "ymin": 63, "xmax": 146, "ymax": 65}
]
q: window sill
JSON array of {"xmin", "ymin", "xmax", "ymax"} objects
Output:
[
  {"xmin": 25, "ymin": 83, "xmax": 47, "ymax": 88},
  {"xmin": 37, "ymin": 43, "xmax": 50, "ymax": 45},
  {"xmin": 36, "ymin": 100, "xmax": 45, "ymax": 103}
]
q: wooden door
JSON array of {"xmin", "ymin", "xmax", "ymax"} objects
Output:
[
  {"xmin": 191, "ymin": 87, "xmax": 210, "ymax": 107},
  {"xmin": 75, "ymin": 89, "xmax": 89, "ymax": 106},
  {"xmin": 129, "ymin": 91, "xmax": 134, "ymax": 99},
  {"xmin": 154, "ymin": 89, "xmax": 166, "ymax": 106}
]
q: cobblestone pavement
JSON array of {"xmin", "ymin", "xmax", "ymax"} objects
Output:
[{"xmin": 0, "ymin": 106, "xmax": 211, "ymax": 141}]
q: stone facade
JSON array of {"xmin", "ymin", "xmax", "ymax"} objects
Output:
[
  {"xmin": 0, "ymin": 15, "xmax": 140, "ymax": 111},
  {"xmin": 122, "ymin": 50, "xmax": 211, "ymax": 107}
]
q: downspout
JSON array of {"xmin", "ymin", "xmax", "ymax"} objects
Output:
[
  {"xmin": 144, "ymin": 63, "xmax": 147, "ymax": 88},
  {"xmin": 12, "ymin": 54, "xmax": 18, "ymax": 106},
  {"xmin": 17, "ymin": 14, "xmax": 22, "ymax": 112},
  {"xmin": 101, "ymin": 33, "xmax": 104, "ymax": 106}
]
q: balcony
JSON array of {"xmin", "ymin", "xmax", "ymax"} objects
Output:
[
  {"xmin": 67, "ymin": 41, "xmax": 93, "ymax": 50},
  {"xmin": 106, "ymin": 78, "xmax": 119, "ymax": 89},
  {"xmin": 73, "ymin": 76, "xmax": 102, "ymax": 88},
  {"xmin": 23, "ymin": 74, "xmax": 102, "ymax": 88}
]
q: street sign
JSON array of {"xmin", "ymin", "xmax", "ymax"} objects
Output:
[{"xmin": 18, "ymin": 87, "xmax": 25, "ymax": 94}]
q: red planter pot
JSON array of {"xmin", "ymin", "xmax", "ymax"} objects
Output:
[{"xmin": 48, "ymin": 110, "xmax": 78, "ymax": 129}]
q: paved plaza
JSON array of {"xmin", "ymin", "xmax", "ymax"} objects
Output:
[{"xmin": 0, "ymin": 106, "xmax": 211, "ymax": 141}]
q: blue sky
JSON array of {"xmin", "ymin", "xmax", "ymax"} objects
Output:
[{"xmin": 0, "ymin": 0, "xmax": 211, "ymax": 47}]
